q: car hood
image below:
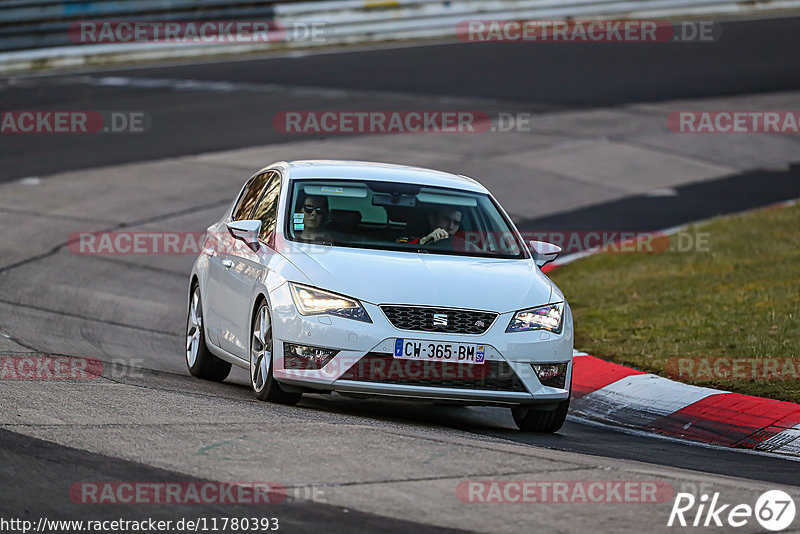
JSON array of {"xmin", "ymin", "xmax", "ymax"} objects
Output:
[{"xmin": 280, "ymin": 243, "xmax": 553, "ymax": 313}]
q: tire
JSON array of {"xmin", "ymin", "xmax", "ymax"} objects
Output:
[
  {"xmin": 250, "ymin": 300, "xmax": 302, "ymax": 405},
  {"xmin": 186, "ymin": 284, "xmax": 231, "ymax": 381},
  {"xmin": 511, "ymin": 398, "xmax": 569, "ymax": 433}
]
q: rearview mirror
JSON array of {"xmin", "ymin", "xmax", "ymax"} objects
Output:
[
  {"xmin": 227, "ymin": 220, "xmax": 261, "ymax": 250},
  {"xmin": 371, "ymin": 192, "xmax": 416, "ymax": 207},
  {"xmin": 530, "ymin": 240, "xmax": 561, "ymax": 267}
]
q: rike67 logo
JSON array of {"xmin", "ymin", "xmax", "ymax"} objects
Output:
[{"xmin": 668, "ymin": 490, "xmax": 796, "ymax": 531}]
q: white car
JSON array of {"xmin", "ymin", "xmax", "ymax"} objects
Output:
[{"xmin": 186, "ymin": 160, "xmax": 573, "ymax": 432}]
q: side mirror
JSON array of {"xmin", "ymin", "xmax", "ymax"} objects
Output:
[
  {"xmin": 530, "ymin": 240, "xmax": 561, "ymax": 267},
  {"xmin": 227, "ymin": 220, "xmax": 262, "ymax": 250}
]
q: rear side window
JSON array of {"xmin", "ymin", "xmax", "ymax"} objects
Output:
[
  {"xmin": 251, "ymin": 172, "xmax": 282, "ymax": 242},
  {"xmin": 232, "ymin": 171, "xmax": 272, "ymax": 221}
]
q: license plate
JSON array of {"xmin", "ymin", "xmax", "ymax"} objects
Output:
[{"xmin": 393, "ymin": 339, "xmax": 485, "ymax": 364}]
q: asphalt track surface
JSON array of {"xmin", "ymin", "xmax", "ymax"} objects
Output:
[
  {"xmin": 0, "ymin": 429, "xmax": 467, "ymax": 533},
  {"xmin": 517, "ymin": 163, "xmax": 800, "ymax": 232},
  {"xmin": 2, "ymin": 15, "xmax": 800, "ymax": 182},
  {"xmin": 297, "ymin": 396, "xmax": 800, "ymax": 487},
  {"xmin": 2, "ymin": 14, "xmax": 800, "ymax": 531}
]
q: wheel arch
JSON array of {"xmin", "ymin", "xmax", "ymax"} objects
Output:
[
  {"xmin": 252, "ymin": 292, "xmax": 268, "ymax": 323},
  {"xmin": 189, "ymin": 274, "xmax": 199, "ymax": 296},
  {"xmin": 249, "ymin": 291, "xmax": 270, "ymax": 351}
]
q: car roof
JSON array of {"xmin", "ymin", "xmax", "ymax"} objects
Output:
[{"xmin": 273, "ymin": 160, "xmax": 488, "ymax": 194}]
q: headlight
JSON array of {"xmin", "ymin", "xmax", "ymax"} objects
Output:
[
  {"xmin": 506, "ymin": 302, "xmax": 564, "ymax": 333},
  {"xmin": 288, "ymin": 283, "xmax": 372, "ymax": 323}
]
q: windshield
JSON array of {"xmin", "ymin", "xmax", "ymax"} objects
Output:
[{"xmin": 285, "ymin": 179, "xmax": 526, "ymax": 259}]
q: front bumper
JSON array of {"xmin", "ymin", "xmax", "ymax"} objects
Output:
[{"xmin": 268, "ymin": 282, "xmax": 573, "ymax": 405}]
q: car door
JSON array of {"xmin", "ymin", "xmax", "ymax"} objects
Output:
[
  {"xmin": 207, "ymin": 170, "xmax": 273, "ymax": 352},
  {"xmin": 216, "ymin": 171, "xmax": 281, "ymax": 359}
]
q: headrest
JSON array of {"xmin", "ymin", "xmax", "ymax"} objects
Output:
[{"xmin": 330, "ymin": 209, "xmax": 362, "ymax": 227}]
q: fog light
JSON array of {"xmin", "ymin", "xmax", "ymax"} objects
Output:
[
  {"xmin": 283, "ymin": 343, "xmax": 338, "ymax": 370},
  {"xmin": 532, "ymin": 363, "xmax": 568, "ymax": 388}
]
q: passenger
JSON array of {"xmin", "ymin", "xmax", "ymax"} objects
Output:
[{"xmin": 294, "ymin": 195, "xmax": 333, "ymax": 242}]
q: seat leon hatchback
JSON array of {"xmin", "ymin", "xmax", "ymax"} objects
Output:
[{"xmin": 186, "ymin": 160, "xmax": 573, "ymax": 432}]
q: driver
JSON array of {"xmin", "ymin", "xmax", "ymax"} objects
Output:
[{"xmin": 401, "ymin": 207, "xmax": 462, "ymax": 245}]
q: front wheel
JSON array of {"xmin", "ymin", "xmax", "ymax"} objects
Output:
[
  {"xmin": 511, "ymin": 398, "xmax": 569, "ymax": 433},
  {"xmin": 186, "ymin": 285, "xmax": 231, "ymax": 381},
  {"xmin": 250, "ymin": 301, "xmax": 302, "ymax": 405}
]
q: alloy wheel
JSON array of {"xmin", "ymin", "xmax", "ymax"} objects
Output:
[
  {"xmin": 251, "ymin": 304, "xmax": 271, "ymax": 393},
  {"xmin": 186, "ymin": 287, "xmax": 202, "ymax": 367}
]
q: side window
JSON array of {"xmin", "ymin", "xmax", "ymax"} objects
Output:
[
  {"xmin": 232, "ymin": 172, "xmax": 272, "ymax": 221},
  {"xmin": 251, "ymin": 172, "xmax": 282, "ymax": 242}
]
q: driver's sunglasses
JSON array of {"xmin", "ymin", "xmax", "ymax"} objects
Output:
[{"xmin": 303, "ymin": 205, "xmax": 326, "ymax": 214}]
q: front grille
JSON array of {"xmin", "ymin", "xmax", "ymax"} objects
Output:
[
  {"xmin": 380, "ymin": 305, "xmax": 497, "ymax": 335},
  {"xmin": 338, "ymin": 353, "xmax": 527, "ymax": 392}
]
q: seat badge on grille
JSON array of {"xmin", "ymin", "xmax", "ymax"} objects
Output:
[
  {"xmin": 475, "ymin": 320, "xmax": 485, "ymax": 328},
  {"xmin": 432, "ymin": 313, "xmax": 448, "ymax": 327}
]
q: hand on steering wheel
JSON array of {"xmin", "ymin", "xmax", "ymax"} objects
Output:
[{"xmin": 419, "ymin": 228, "xmax": 449, "ymax": 245}]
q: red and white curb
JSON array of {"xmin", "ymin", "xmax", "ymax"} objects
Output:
[
  {"xmin": 570, "ymin": 351, "xmax": 800, "ymax": 457},
  {"xmin": 544, "ymin": 199, "xmax": 800, "ymax": 456}
]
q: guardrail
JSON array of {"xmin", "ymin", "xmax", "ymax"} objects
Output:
[
  {"xmin": 0, "ymin": 0, "xmax": 285, "ymax": 51},
  {"xmin": 1, "ymin": 0, "xmax": 799, "ymax": 71}
]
